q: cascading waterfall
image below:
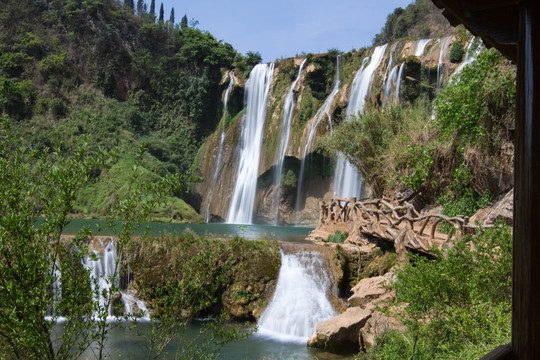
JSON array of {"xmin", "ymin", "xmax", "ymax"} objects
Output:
[
  {"xmin": 451, "ymin": 37, "xmax": 483, "ymax": 78},
  {"xmin": 436, "ymin": 36, "xmax": 452, "ymax": 90},
  {"xmin": 383, "ymin": 63, "xmax": 404, "ymax": 104},
  {"xmin": 333, "ymin": 44, "xmax": 387, "ymax": 199},
  {"xmin": 272, "ymin": 59, "xmax": 306, "ymax": 224},
  {"xmin": 414, "ymin": 38, "xmax": 431, "ymax": 57},
  {"xmin": 257, "ymin": 250, "xmax": 337, "ymax": 342},
  {"xmin": 295, "ymin": 56, "xmax": 341, "ymax": 215},
  {"xmin": 205, "ymin": 72, "xmax": 234, "ymax": 222},
  {"xmin": 227, "ymin": 63, "xmax": 274, "ymax": 224},
  {"xmin": 83, "ymin": 239, "xmax": 149, "ymax": 320}
]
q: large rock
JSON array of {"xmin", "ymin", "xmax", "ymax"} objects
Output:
[
  {"xmin": 348, "ymin": 272, "xmax": 396, "ymax": 309},
  {"xmin": 360, "ymin": 310, "xmax": 406, "ymax": 348},
  {"xmin": 469, "ymin": 188, "xmax": 513, "ymax": 226},
  {"xmin": 308, "ymin": 307, "xmax": 372, "ymax": 353}
]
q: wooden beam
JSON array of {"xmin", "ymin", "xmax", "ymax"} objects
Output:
[{"xmin": 512, "ymin": 2, "xmax": 540, "ymax": 358}]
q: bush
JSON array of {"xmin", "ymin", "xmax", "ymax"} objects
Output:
[
  {"xmin": 449, "ymin": 41, "xmax": 464, "ymax": 63},
  {"xmin": 327, "ymin": 230, "xmax": 348, "ymax": 243},
  {"xmin": 386, "ymin": 224, "xmax": 512, "ymax": 358}
]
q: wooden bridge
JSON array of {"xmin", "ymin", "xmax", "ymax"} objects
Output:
[{"xmin": 316, "ymin": 197, "xmax": 478, "ymax": 258}]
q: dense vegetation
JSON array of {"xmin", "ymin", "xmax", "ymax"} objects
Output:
[
  {"xmin": 0, "ymin": 0, "xmax": 261, "ymax": 221},
  {"xmin": 319, "ymin": 46, "xmax": 515, "ymax": 359},
  {"xmin": 321, "ymin": 48, "xmax": 515, "ymax": 213},
  {"xmin": 373, "ymin": 0, "xmax": 453, "ymax": 45},
  {"xmin": 361, "ymin": 224, "xmax": 512, "ymax": 359}
]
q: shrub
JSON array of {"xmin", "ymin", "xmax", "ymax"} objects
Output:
[
  {"xmin": 387, "ymin": 224, "xmax": 512, "ymax": 358},
  {"xmin": 327, "ymin": 230, "xmax": 348, "ymax": 243},
  {"xmin": 449, "ymin": 41, "xmax": 465, "ymax": 63}
]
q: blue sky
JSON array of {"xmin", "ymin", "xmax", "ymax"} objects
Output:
[{"xmin": 159, "ymin": 0, "xmax": 415, "ymax": 62}]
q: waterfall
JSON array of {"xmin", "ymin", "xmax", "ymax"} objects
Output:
[
  {"xmin": 414, "ymin": 39, "xmax": 431, "ymax": 57},
  {"xmin": 436, "ymin": 36, "xmax": 452, "ymax": 90},
  {"xmin": 257, "ymin": 250, "xmax": 337, "ymax": 342},
  {"xmin": 383, "ymin": 63, "xmax": 404, "ymax": 104},
  {"xmin": 272, "ymin": 59, "xmax": 306, "ymax": 224},
  {"xmin": 333, "ymin": 44, "xmax": 387, "ymax": 199},
  {"xmin": 205, "ymin": 72, "xmax": 234, "ymax": 222},
  {"xmin": 295, "ymin": 56, "xmax": 341, "ymax": 216},
  {"xmin": 83, "ymin": 239, "xmax": 149, "ymax": 320},
  {"xmin": 451, "ymin": 37, "xmax": 483, "ymax": 79},
  {"xmin": 227, "ymin": 63, "xmax": 274, "ymax": 224}
]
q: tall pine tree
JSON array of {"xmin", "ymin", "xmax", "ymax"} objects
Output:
[
  {"xmin": 150, "ymin": 0, "xmax": 155, "ymax": 15},
  {"xmin": 158, "ymin": 3, "xmax": 164, "ymax": 24},
  {"xmin": 181, "ymin": 14, "xmax": 188, "ymax": 30},
  {"xmin": 169, "ymin": 7, "xmax": 175, "ymax": 26},
  {"xmin": 136, "ymin": 0, "xmax": 144, "ymax": 14}
]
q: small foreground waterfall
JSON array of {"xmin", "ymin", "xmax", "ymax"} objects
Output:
[
  {"xmin": 83, "ymin": 239, "xmax": 149, "ymax": 320},
  {"xmin": 258, "ymin": 250, "xmax": 337, "ymax": 342},
  {"xmin": 227, "ymin": 63, "xmax": 274, "ymax": 224},
  {"xmin": 205, "ymin": 72, "xmax": 234, "ymax": 222},
  {"xmin": 295, "ymin": 55, "xmax": 341, "ymax": 217},
  {"xmin": 333, "ymin": 44, "xmax": 387, "ymax": 199},
  {"xmin": 272, "ymin": 59, "xmax": 306, "ymax": 224}
]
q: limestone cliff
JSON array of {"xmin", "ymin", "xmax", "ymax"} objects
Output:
[{"xmin": 193, "ymin": 35, "xmax": 488, "ymax": 225}]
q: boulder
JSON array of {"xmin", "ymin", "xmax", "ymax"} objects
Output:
[
  {"xmin": 307, "ymin": 307, "xmax": 372, "ymax": 353},
  {"xmin": 348, "ymin": 272, "xmax": 396, "ymax": 309},
  {"xmin": 360, "ymin": 310, "xmax": 406, "ymax": 348},
  {"xmin": 470, "ymin": 188, "xmax": 513, "ymax": 226}
]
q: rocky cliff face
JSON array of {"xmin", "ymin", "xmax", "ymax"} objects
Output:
[{"xmin": 193, "ymin": 36, "xmax": 487, "ymax": 225}]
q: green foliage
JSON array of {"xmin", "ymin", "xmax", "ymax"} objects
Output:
[
  {"xmin": 401, "ymin": 144, "xmax": 434, "ymax": 191},
  {"xmin": 373, "ymin": 0, "xmax": 450, "ymax": 45},
  {"xmin": 0, "ymin": 118, "xmax": 110, "ymax": 359},
  {"xmin": 281, "ymin": 169, "xmax": 297, "ymax": 187},
  {"xmin": 327, "ymin": 230, "xmax": 348, "ymax": 243},
  {"xmin": 319, "ymin": 103, "xmax": 430, "ymax": 196},
  {"xmin": 449, "ymin": 41, "xmax": 464, "ymax": 63},
  {"xmin": 387, "ymin": 224, "xmax": 512, "ymax": 358},
  {"xmin": 434, "ymin": 48, "xmax": 515, "ymax": 149}
]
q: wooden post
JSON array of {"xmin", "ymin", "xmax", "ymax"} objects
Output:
[{"xmin": 512, "ymin": 2, "xmax": 540, "ymax": 358}]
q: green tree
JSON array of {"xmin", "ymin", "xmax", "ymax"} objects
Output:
[
  {"xmin": 150, "ymin": 0, "xmax": 155, "ymax": 15},
  {"xmin": 158, "ymin": 3, "xmax": 164, "ymax": 24},
  {"xmin": 0, "ymin": 119, "xmax": 110, "ymax": 359},
  {"xmin": 136, "ymin": 0, "xmax": 144, "ymax": 14},
  {"xmin": 181, "ymin": 14, "xmax": 188, "ymax": 30},
  {"xmin": 168, "ymin": 7, "xmax": 174, "ymax": 26}
]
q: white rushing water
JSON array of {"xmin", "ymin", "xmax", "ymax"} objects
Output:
[
  {"xmin": 436, "ymin": 36, "xmax": 452, "ymax": 90},
  {"xmin": 227, "ymin": 63, "xmax": 274, "ymax": 224},
  {"xmin": 83, "ymin": 239, "xmax": 150, "ymax": 320},
  {"xmin": 333, "ymin": 44, "xmax": 387, "ymax": 199},
  {"xmin": 272, "ymin": 59, "xmax": 306, "ymax": 224},
  {"xmin": 205, "ymin": 72, "xmax": 234, "ymax": 222},
  {"xmin": 257, "ymin": 250, "xmax": 337, "ymax": 342},
  {"xmin": 383, "ymin": 63, "xmax": 404, "ymax": 104},
  {"xmin": 451, "ymin": 37, "xmax": 483, "ymax": 79},
  {"xmin": 295, "ymin": 56, "xmax": 341, "ymax": 216},
  {"xmin": 414, "ymin": 38, "xmax": 431, "ymax": 57}
]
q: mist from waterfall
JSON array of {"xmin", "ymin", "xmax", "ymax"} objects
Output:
[
  {"xmin": 257, "ymin": 250, "xmax": 337, "ymax": 342},
  {"xmin": 295, "ymin": 55, "xmax": 341, "ymax": 217},
  {"xmin": 333, "ymin": 44, "xmax": 387, "ymax": 199},
  {"xmin": 205, "ymin": 72, "xmax": 234, "ymax": 222},
  {"xmin": 272, "ymin": 59, "xmax": 306, "ymax": 224},
  {"xmin": 227, "ymin": 63, "xmax": 274, "ymax": 224}
]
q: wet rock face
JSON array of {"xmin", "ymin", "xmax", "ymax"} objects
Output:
[{"xmin": 221, "ymin": 278, "xmax": 276, "ymax": 320}]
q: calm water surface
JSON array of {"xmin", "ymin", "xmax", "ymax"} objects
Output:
[
  {"xmin": 75, "ymin": 320, "xmax": 353, "ymax": 360},
  {"xmin": 62, "ymin": 219, "xmax": 314, "ymax": 242}
]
